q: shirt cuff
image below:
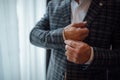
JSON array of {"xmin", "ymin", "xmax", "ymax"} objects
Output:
[
  {"xmin": 62, "ymin": 29, "xmax": 66, "ymax": 40},
  {"xmin": 85, "ymin": 47, "xmax": 94, "ymax": 64}
]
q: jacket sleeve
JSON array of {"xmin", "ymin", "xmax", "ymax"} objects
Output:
[
  {"xmin": 90, "ymin": 17, "xmax": 120, "ymax": 70},
  {"xmin": 29, "ymin": 1, "xmax": 65, "ymax": 49}
]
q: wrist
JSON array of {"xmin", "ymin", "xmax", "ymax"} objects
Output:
[{"xmin": 85, "ymin": 47, "xmax": 94, "ymax": 64}]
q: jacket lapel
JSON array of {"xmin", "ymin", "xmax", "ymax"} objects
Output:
[
  {"xmin": 59, "ymin": 0, "xmax": 105, "ymax": 27},
  {"xmin": 60, "ymin": 0, "xmax": 71, "ymax": 25},
  {"xmin": 84, "ymin": 0, "xmax": 105, "ymax": 26}
]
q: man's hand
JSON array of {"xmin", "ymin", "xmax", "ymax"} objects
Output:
[
  {"xmin": 63, "ymin": 22, "xmax": 89, "ymax": 41},
  {"xmin": 65, "ymin": 40, "xmax": 91, "ymax": 64}
]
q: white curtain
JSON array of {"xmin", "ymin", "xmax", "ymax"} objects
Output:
[{"xmin": 0, "ymin": 0, "xmax": 47, "ymax": 80}]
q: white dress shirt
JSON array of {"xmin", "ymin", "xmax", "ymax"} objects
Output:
[{"xmin": 71, "ymin": 0, "xmax": 94, "ymax": 64}]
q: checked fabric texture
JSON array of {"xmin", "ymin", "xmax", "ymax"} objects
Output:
[{"xmin": 30, "ymin": 0, "xmax": 120, "ymax": 80}]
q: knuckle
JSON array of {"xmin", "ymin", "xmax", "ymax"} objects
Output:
[
  {"xmin": 76, "ymin": 28, "xmax": 81, "ymax": 33},
  {"xmin": 69, "ymin": 41, "xmax": 73, "ymax": 46}
]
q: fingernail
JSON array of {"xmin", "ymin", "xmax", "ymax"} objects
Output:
[
  {"xmin": 65, "ymin": 45, "xmax": 68, "ymax": 49},
  {"xmin": 64, "ymin": 40, "xmax": 68, "ymax": 44},
  {"xmin": 64, "ymin": 40, "xmax": 70, "ymax": 44}
]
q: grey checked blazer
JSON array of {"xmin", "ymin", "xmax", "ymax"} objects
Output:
[{"xmin": 30, "ymin": 0, "xmax": 120, "ymax": 80}]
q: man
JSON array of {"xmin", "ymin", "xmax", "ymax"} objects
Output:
[{"xmin": 30, "ymin": 0, "xmax": 120, "ymax": 80}]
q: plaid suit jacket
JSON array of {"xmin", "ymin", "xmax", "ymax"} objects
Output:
[{"xmin": 30, "ymin": 0, "xmax": 120, "ymax": 80}]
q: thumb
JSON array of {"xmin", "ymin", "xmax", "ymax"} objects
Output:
[{"xmin": 73, "ymin": 21, "xmax": 87, "ymax": 28}]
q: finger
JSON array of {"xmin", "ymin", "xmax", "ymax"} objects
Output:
[
  {"xmin": 65, "ymin": 40, "xmax": 81, "ymax": 48},
  {"xmin": 78, "ymin": 28, "xmax": 89, "ymax": 37},
  {"xmin": 65, "ymin": 50, "xmax": 72, "ymax": 57},
  {"xmin": 65, "ymin": 40, "xmax": 76, "ymax": 48},
  {"xmin": 72, "ymin": 21, "xmax": 87, "ymax": 28},
  {"xmin": 65, "ymin": 45, "xmax": 80, "ymax": 58},
  {"xmin": 65, "ymin": 45, "xmax": 75, "ymax": 52},
  {"xmin": 66, "ymin": 51, "xmax": 80, "ymax": 64},
  {"xmin": 65, "ymin": 51, "xmax": 76, "ymax": 63},
  {"xmin": 65, "ymin": 50, "xmax": 79, "ymax": 59},
  {"xmin": 80, "ymin": 34, "xmax": 89, "ymax": 41},
  {"xmin": 65, "ymin": 48, "xmax": 76, "ymax": 57},
  {"xmin": 77, "ymin": 27, "xmax": 89, "ymax": 35}
]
